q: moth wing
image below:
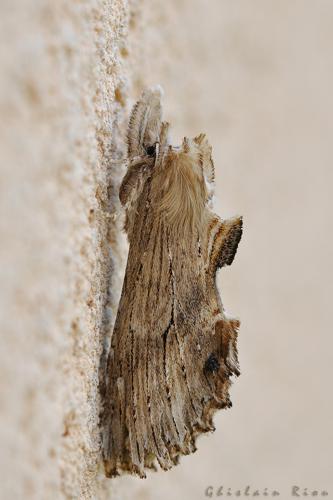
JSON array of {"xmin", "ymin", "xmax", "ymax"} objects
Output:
[{"xmin": 208, "ymin": 216, "xmax": 243, "ymax": 271}]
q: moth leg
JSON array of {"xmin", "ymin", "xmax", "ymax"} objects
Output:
[{"xmin": 119, "ymin": 156, "xmax": 153, "ymax": 206}]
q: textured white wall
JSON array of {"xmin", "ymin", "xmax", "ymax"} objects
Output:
[{"xmin": 0, "ymin": 1, "xmax": 129, "ymax": 497}]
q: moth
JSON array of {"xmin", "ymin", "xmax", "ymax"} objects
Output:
[{"xmin": 103, "ymin": 87, "xmax": 243, "ymax": 478}]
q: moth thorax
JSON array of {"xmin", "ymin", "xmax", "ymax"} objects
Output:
[{"xmin": 157, "ymin": 148, "xmax": 207, "ymax": 233}]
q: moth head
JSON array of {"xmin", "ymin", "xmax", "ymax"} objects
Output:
[{"xmin": 127, "ymin": 86, "xmax": 164, "ymax": 159}]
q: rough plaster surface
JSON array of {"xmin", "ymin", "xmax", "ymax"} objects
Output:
[
  {"xmin": 0, "ymin": 1, "xmax": 129, "ymax": 497},
  {"xmin": 1, "ymin": 1, "xmax": 332, "ymax": 499}
]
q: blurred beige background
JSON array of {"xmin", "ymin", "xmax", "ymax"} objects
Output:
[{"xmin": 0, "ymin": 0, "xmax": 332, "ymax": 498}]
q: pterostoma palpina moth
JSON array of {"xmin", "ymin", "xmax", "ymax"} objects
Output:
[{"xmin": 103, "ymin": 87, "xmax": 243, "ymax": 478}]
